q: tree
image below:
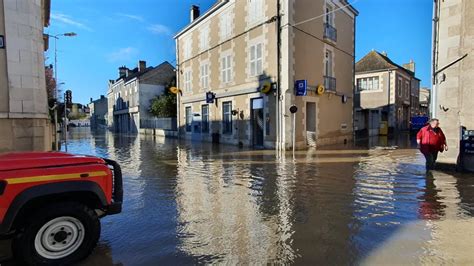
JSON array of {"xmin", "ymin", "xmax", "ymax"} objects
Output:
[
  {"xmin": 45, "ymin": 65, "xmax": 56, "ymax": 101},
  {"xmin": 149, "ymin": 90, "xmax": 177, "ymax": 118},
  {"xmin": 149, "ymin": 79, "xmax": 177, "ymax": 118}
]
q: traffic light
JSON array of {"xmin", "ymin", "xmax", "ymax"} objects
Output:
[{"xmin": 65, "ymin": 90, "xmax": 72, "ymax": 108}]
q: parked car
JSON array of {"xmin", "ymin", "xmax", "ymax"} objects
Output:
[{"xmin": 0, "ymin": 152, "xmax": 122, "ymax": 265}]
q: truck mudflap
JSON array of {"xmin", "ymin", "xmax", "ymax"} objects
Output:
[{"xmin": 103, "ymin": 158, "xmax": 123, "ymax": 214}]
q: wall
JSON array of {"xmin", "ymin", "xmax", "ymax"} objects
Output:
[
  {"xmin": 0, "ymin": 0, "xmax": 51, "ymax": 152},
  {"xmin": 434, "ymin": 0, "xmax": 474, "ymax": 164}
]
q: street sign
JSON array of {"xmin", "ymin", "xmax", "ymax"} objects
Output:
[
  {"xmin": 206, "ymin": 91, "xmax": 215, "ymax": 104},
  {"xmin": 289, "ymin": 105, "xmax": 298, "ymax": 114},
  {"xmin": 295, "ymin": 80, "xmax": 307, "ymax": 96}
]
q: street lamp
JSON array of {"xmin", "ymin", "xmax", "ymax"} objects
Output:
[{"xmin": 46, "ymin": 32, "xmax": 77, "ymax": 151}]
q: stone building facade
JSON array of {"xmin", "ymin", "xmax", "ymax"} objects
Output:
[
  {"xmin": 354, "ymin": 51, "xmax": 420, "ymax": 136},
  {"xmin": 175, "ymin": 0, "xmax": 358, "ymax": 149},
  {"xmin": 88, "ymin": 95, "xmax": 107, "ymax": 129},
  {"xmin": 0, "ymin": 0, "xmax": 51, "ymax": 152},
  {"xmin": 107, "ymin": 61, "xmax": 175, "ymax": 133},
  {"xmin": 432, "ymin": 0, "xmax": 474, "ymax": 168}
]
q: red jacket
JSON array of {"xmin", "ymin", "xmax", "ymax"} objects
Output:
[{"xmin": 416, "ymin": 125, "xmax": 446, "ymax": 154}]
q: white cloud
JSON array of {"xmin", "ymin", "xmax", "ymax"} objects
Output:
[
  {"xmin": 51, "ymin": 12, "xmax": 93, "ymax": 32},
  {"xmin": 116, "ymin": 13, "xmax": 145, "ymax": 22},
  {"xmin": 148, "ymin": 24, "xmax": 172, "ymax": 35},
  {"xmin": 106, "ymin": 47, "xmax": 138, "ymax": 63}
]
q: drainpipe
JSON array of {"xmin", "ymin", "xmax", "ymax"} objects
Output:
[
  {"xmin": 176, "ymin": 38, "xmax": 181, "ymax": 137},
  {"xmin": 276, "ymin": 0, "xmax": 282, "ymax": 151},
  {"xmin": 431, "ymin": 0, "xmax": 439, "ymax": 118},
  {"xmin": 387, "ymin": 70, "xmax": 391, "ymax": 130},
  {"xmin": 352, "ymin": 14, "xmax": 356, "ymax": 141}
]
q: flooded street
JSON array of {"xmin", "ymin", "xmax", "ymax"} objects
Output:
[{"xmin": 2, "ymin": 128, "xmax": 474, "ymax": 265}]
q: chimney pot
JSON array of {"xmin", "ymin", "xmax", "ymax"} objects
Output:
[{"xmin": 190, "ymin": 5, "xmax": 200, "ymax": 22}]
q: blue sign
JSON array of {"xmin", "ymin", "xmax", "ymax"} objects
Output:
[
  {"xmin": 206, "ymin": 92, "xmax": 215, "ymax": 104},
  {"xmin": 295, "ymin": 80, "xmax": 307, "ymax": 96}
]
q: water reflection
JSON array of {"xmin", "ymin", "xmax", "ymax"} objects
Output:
[{"xmin": 1, "ymin": 129, "xmax": 472, "ymax": 265}]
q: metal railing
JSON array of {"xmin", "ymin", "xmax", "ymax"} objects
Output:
[
  {"xmin": 324, "ymin": 23, "xmax": 337, "ymax": 42},
  {"xmin": 140, "ymin": 117, "xmax": 177, "ymax": 130},
  {"xmin": 324, "ymin": 76, "xmax": 337, "ymax": 91}
]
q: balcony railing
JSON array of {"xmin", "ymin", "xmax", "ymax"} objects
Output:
[
  {"xmin": 324, "ymin": 76, "xmax": 337, "ymax": 91},
  {"xmin": 324, "ymin": 23, "xmax": 337, "ymax": 42}
]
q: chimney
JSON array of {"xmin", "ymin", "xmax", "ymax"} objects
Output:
[
  {"xmin": 403, "ymin": 59, "xmax": 416, "ymax": 73},
  {"xmin": 138, "ymin": 60, "xmax": 146, "ymax": 72},
  {"xmin": 119, "ymin": 66, "xmax": 128, "ymax": 77},
  {"xmin": 90, "ymin": 97, "xmax": 93, "ymax": 103},
  {"xmin": 101, "ymin": 95, "xmax": 105, "ymax": 99},
  {"xmin": 190, "ymin": 5, "xmax": 200, "ymax": 22},
  {"xmin": 381, "ymin": 51, "xmax": 388, "ymax": 57}
]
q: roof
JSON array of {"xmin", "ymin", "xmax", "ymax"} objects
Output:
[
  {"xmin": 355, "ymin": 50, "xmax": 419, "ymax": 80},
  {"xmin": 175, "ymin": 0, "xmax": 358, "ymax": 39},
  {"xmin": 114, "ymin": 61, "xmax": 175, "ymax": 84}
]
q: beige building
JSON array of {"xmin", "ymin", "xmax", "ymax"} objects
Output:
[
  {"xmin": 0, "ymin": 0, "xmax": 51, "ymax": 152},
  {"xmin": 107, "ymin": 61, "xmax": 175, "ymax": 133},
  {"xmin": 354, "ymin": 51, "xmax": 420, "ymax": 136},
  {"xmin": 175, "ymin": 0, "xmax": 358, "ymax": 149},
  {"xmin": 432, "ymin": 0, "xmax": 474, "ymax": 169},
  {"xmin": 419, "ymin": 87, "xmax": 430, "ymax": 116}
]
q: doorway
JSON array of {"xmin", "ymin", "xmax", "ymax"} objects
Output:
[
  {"xmin": 306, "ymin": 102, "xmax": 316, "ymax": 146},
  {"xmin": 251, "ymin": 98, "xmax": 264, "ymax": 148}
]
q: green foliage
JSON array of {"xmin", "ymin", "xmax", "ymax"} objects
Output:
[{"xmin": 149, "ymin": 87, "xmax": 177, "ymax": 118}]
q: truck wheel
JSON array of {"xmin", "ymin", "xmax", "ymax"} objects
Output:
[{"xmin": 12, "ymin": 202, "xmax": 100, "ymax": 265}]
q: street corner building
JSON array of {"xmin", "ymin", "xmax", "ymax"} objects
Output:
[
  {"xmin": 174, "ymin": 0, "xmax": 358, "ymax": 149},
  {"xmin": 432, "ymin": 0, "xmax": 474, "ymax": 170},
  {"xmin": 107, "ymin": 61, "xmax": 175, "ymax": 133},
  {"xmin": 354, "ymin": 51, "xmax": 421, "ymax": 137},
  {"xmin": 0, "ymin": 0, "xmax": 52, "ymax": 152}
]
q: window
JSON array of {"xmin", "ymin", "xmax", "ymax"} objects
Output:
[
  {"xmin": 397, "ymin": 79, "xmax": 402, "ymax": 96},
  {"xmin": 220, "ymin": 11, "xmax": 232, "ymax": 40},
  {"xmin": 200, "ymin": 63, "xmax": 209, "ymax": 90},
  {"xmin": 202, "ymin": 105, "xmax": 209, "ymax": 133},
  {"xmin": 325, "ymin": 50, "xmax": 333, "ymax": 77},
  {"xmin": 199, "ymin": 26, "xmax": 209, "ymax": 51},
  {"xmin": 222, "ymin": 101, "xmax": 232, "ymax": 134},
  {"xmin": 183, "ymin": 38, "xmax": 192, "ymax": 60},
  {"xmin": 185, "ymin": 107, "xmax": 192, "ymax": 132},
  {"xmin": 248, "ymin": 0, "xmax": 263, "ymax": 24},
  {"xmin": 326, "ymin": 3, "xmax": 334, "ymax": 26},
  {"xmin": 405, "ymin": 81, "xmax": 409, "ymax": 97},
  {"xmin": 357, "ymin": 77, "xmax": 379, "ymax": 91},
  {"xmin": 250, "ymin": 43, "xmax": 263, "ymax": 77},
  {"xmin": 221, "ymin": 55, "xmax": 232, "ymax": 84},
  {"xmin": 184, "ymin": 70, "xmax": 192, "ymax": 92}
]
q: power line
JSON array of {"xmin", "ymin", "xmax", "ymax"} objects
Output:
[{"xmin": 293, "ymin": 0, "xmax": 359, "ymax": 27}]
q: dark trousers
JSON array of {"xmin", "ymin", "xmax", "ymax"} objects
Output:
[{"xmin": 423, "ymin": 152, "xmax": 438, "ymax": 170}]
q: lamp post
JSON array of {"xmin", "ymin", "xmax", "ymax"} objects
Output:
[{"xmin": 47, "ymin": 32, "xmax": 77, "ymax": 151}]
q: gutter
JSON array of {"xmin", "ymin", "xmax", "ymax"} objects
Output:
[{"xmin": 174, "ymin": 0, "xmax": 229, "ymax": 39}]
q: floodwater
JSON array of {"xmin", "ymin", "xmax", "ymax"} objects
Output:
[{"xmin": 2, "ymin": 128, "xmax": 474, "ymax": 265}]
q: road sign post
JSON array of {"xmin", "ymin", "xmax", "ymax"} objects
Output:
[{"xmin": 289, "ymin": 105, "xmax": 298, "ymax": 156}]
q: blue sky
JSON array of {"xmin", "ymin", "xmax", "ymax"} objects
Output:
[{"xmin": 46, "ymin": 0, "xmax": 433, "ymax": 104}]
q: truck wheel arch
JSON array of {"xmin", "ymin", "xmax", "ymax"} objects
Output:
[{"xmin": 0, "ymin": 181, "xmax": 107, "ymax": 235}]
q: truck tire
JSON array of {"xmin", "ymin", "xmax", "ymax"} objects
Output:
[{"xmin": 12, "ymin": 202, "xmax": 101, "ymax": 265}]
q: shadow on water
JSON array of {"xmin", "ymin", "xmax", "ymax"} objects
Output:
[{"xmin": 1, "ymin": 128, "xmax": 473, "ymax": 265}]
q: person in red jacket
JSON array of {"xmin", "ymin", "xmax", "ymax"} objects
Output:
[{"xmin": 416, "ymin": 118, "xmax": 448, "ymax": 170}]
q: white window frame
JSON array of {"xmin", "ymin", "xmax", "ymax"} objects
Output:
[
  {"xmin": 248, "ymin": 0, "xmax": 263, "ymax": 25},
  {"xmin": 325, "ymin": 49, "xmax": 334, "ymax": 77},
  {"xmin": 199, "ymin": 25, "xmax": 210, "ymax": 52},
  {"xmin": 183, "ymin": 37, "xmax": 192, "ymax": 60},
  {"xmin": 220, "ymin": 10, "xmax": 233, "ymax": 41},
  {"xmin": 184, "ymin": 69, "xmax": 192, "ymax": 93},
  {"xmin": 325, "ymin": 2, "xmax": 335, "ymax": 27},
  {"xmin": 249, "ymin": 42, "xmax": 263, "ymax": 77},
  {"xmin": 221, "ymin": 54, "xmax": 232, "ymax": 84},
  {"xmin": 200, "ymin": 62, "xmax": 209, "ymax": 90}
]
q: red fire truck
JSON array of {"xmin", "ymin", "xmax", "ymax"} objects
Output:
[{"xmin": 0, "ymin": 152, "xmax": 122, "ymax": 265}]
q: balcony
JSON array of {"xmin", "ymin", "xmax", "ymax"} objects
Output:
[
  {"xmin": 324, "ymin": 76, "xmax": 336, "ymax": 92},
  {"xmin": 324, "ymin": 23, "xmax": 337, "ymax": 42}
]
